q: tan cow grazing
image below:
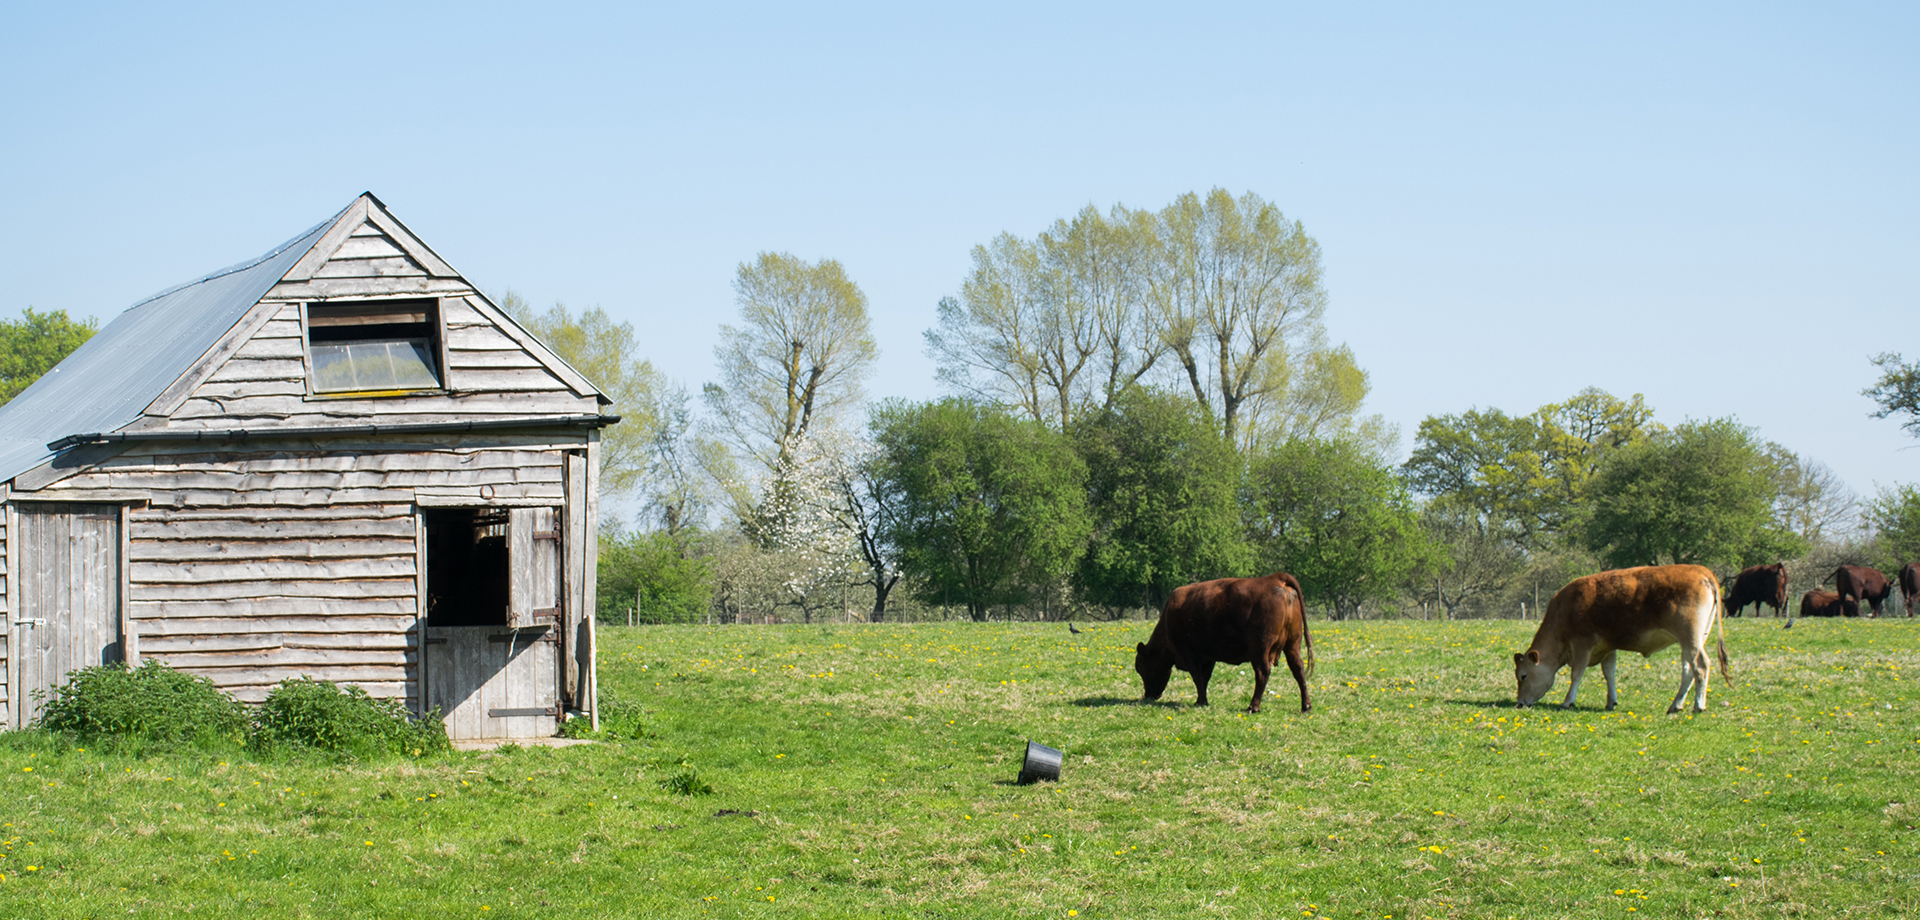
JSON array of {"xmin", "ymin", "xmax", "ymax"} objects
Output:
[
  {"xmin": 1135, "ymin": 572, "xmax": 1314, "ymax": 713},
  {"xmin": 1513, "ymin": 564, "xmax": 1730, "ymax": 714}
]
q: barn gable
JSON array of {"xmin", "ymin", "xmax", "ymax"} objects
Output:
[{"xmin": 136, "ymin": 193, "xmax": 603, "ymax": 432}]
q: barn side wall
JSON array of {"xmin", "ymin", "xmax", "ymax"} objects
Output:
[
  {"xmin": 22, "ymin": 432, "xmax": 579, "ymax": 705},
  {"xmin": 0, "ymin": 502, "xmax": 9, "ymax": 725}
]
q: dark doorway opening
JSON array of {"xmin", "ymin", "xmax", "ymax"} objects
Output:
[{"xmin": 424, "ymin": 508, "xmax": 510, "ymax": 626}]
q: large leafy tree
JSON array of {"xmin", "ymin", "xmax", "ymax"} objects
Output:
[
  {"xmin": 0, "ymin": 307, "xmax": 98, "ymax": 405},
  {"xmin": 1150, "ymin": 189, "xmax": 1328, "ymax": 449},
  {"xmin": 1244, "ymin": 437, "xmax": 1437, "ymax": 620},
  {"xmin": 926, "ymin": 190, "xmax": 1390, "ymax": 453},
  {"xmin": 870, "ymin": 399, "xmax": 1089, "ymax": 621},
  {"xmin": 1866, "ymin": 352, "xmax": 1920, "ymax": 437},
  {"xmin": 1072, "ymin": 387, "xmax": 1249, "ymax": 612},
  {"xmin": 1402, "ymin": 387, "xmax": 1657, "ymax": 547},
  {"xmin": 1583, "ymin": 418, "xmax": 1803, "ymax": 569},
  {"xmin": 503, "ymin": 295, "xmax": 671, "ymax": 500},
  {"xmin": 1865, "ymin": 484, "xmax": 1920, "ymax": 569},
  {"xmin": 706, "ymin": 252, "xmax": 878, "ymax": 472}
]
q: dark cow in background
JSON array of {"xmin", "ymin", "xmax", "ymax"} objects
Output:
[
  {"xmin": 1901, "ymin": 563, "xmax": 1920, "ymax": 617},
  {"xmin": 1726, "ymin": 563, "xmax": 1788, "ymax": 618},
  {"xmin": 1799, "ymin": 590, "xmax": 1859, "ymax": 619},
  {"xmin": 1830, "ymin": 565, "xmax": 1893, "ymax": 618},
  {"xmin": 1135, "ymin": 572, "xmax": 1314, "ymax": 713}
]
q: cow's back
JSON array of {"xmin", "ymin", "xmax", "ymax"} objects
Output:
[
  {"xmin": 1157, "ymin": 574, "xmax": 1296, "ymax": 667},
  {"xmin": 1540, "ymin": 564, "xmax": 1716, "ymax": 654}
]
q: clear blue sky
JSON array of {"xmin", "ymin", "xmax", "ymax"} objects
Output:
[{"xmin": 4, "ymin": 2, "xmax": 1914, "ymax": 504}]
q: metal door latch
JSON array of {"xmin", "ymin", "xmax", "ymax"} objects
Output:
[{"xmin": 11, "ymin": 618, "xmax": 45, "ymax": 627}]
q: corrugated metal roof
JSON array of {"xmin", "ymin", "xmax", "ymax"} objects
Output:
[{"xmin": 0, "ymin": 209, "xmax": 344, "ymax": 485}]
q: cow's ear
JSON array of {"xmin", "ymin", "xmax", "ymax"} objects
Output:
[
  {"xmin": 1136, "ymin": 642, "xmax": 1146, "ymax": 653},
  {"xmin": 1513, "ymin": 652, "xmax": 1526, "ymax": 665},
  {"xmin": 1526, "ymin": 649, "xmax": 1541, "ymax": 664}
]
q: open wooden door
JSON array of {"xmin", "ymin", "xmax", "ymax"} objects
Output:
[
  {"xmin": 423, "ymin": 507, "xmax": 561, "ymax": 742},
  {"xmin": 11, "ymin": 503, "xmax": 123, "ymax": 728}
]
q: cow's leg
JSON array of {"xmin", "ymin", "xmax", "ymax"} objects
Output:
[
  {"xmin": 1667, "ymin": 639, "xmax": 1709, "ymax": 714},
  {"xmin": 1190, "ymin": 660, "xmax": 1215, "ymax": 707},
  {"xmin": 1282, "ymin": 640, "xmax": 1311, "ymax": 713},
  {"xmin": 1246, "ymin": 648, "xmax": 1272, "ymax": 714},
  {"xmin": 1689, "ymin": 640, "xmax": 1712, "ymax": 712},
  {"xmin": 1601, "ymin": 649, "xmax": 1620, "ymax": 711},
  {"xmin": 1561, "ymin": 640, "xmax": 1593, "ymax": 709},
  {"xmin": 1666, "ymin": 655, "xmax": 1696, "ymax": 714}
]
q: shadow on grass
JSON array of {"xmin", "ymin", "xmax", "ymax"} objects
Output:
[
  {"xmin": 1070, "ymin": 696, "xmax": 1182, "ymax": 709},
  {"xmin": 1443, "ymin": 697, "xmax": 1523, "ymax": 709}
]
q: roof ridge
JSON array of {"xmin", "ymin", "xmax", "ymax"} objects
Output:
[{"xmin": 124, "ymin": 201, "xmax": 353, "ymax": 312}]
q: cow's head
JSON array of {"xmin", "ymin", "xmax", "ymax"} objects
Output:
[
  {"xmin": 1513, "ymin": 649, "xmax": 1555, "ymax": 707},
  {"xmin": 1136, "ymin": 642, "xmax": 1172, "ymax": 701}
]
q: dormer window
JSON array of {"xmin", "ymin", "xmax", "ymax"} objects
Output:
[{"xmin": 305, "ymin": 299, "xmax": 444, "ymax": 394}]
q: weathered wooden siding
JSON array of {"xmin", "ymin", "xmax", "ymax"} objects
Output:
[
  {"xmin": 0, "ymin": 506, "xmax": 10, "ymax": 725},
  {"xmin": 25, "ymin": 435, "xmax": 573, "ymax": 705}
]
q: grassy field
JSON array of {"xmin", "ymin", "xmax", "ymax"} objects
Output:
[{"xmin": 1, "ymin": 615, "xmax": 1917, "ymax": 919}]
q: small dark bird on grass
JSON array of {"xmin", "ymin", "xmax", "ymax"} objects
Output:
[{"xmin": 1068, "ymin": 623, "xmax": 1082, "ymax": 635}]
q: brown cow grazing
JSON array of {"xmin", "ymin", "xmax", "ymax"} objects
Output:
[
  {"xmin": 1900, "ymin": 563, "xmax": 1920, "ymax": 617},
  {"xmin": 1726, "ymin": 563, "xmax": 1788, "ymax": 618},
  {"xmin": 1135, "ymin": 572, "xmax": 1314, "ymax": 713},
  {"xmin": 1798, "ymin": 590, "xmax": 1859, "ymax": 619},
  {"xmin": 1831, "ymin": 565, "xmax": 1893, "ymax": 618},
  {"xmin": 1513, "ymin": 564, "xmax": 1729, "ymax": 714}
]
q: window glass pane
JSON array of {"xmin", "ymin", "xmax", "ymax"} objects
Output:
[
  {"xmin": 311, "ymin": 338, "xmax": 439, "ymax": 392},
  {"xmin": 387, "ymin": 340, "xmax": 440, "ymax": 389}
]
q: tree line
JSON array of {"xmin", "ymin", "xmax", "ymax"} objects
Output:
[{"xmin": 547, "ymin": 189, "xmax": 1920, "ymax": 625}]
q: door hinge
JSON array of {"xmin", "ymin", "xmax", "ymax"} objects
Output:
[
  {"xmin": 11, "ymin": 618, "xmax": 46, "ymax": 628},
  {"xmin": 488, "ymin": 706, "xmax": 559, "ymax": 718},
  {"xmin": 489, "ymin": 627, "xmax": 556, "ymax": 644}
]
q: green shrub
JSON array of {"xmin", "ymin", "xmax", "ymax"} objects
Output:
[
  {"xmin": 33, "ymin": 660, "xmax": 249, "ymax": 752},
  {"xmin": 250, "ymin": 678, "xmax": 449, "ymax": 759}
]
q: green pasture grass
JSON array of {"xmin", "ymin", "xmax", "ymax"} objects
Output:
[{"xmin": 1, "ymin": 616, "xmax": 1917, "ymax": 919}]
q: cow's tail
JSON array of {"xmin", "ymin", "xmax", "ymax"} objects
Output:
[
  {"xmin": 1710, "ymin": 576, "xmax": 1733, "ymax": 686},
  {"xmin": 1277, "ymin": 572, "xmax": 1314, "ymax": 679},
  {"xmin": 1301, "ymin": 607, "xmax": 1316, "ymax": 680}
]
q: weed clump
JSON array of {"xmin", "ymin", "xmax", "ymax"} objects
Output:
[
  {"xmin": 558, "ymin": 688, "xmax": 652, "ymax": 740},
  {"xmin": 33, "ymin": 660, "xmax": 250, "ymax": 752},
  {"xmin": 660, "ymin": 766, "xmax": 715, "ymax": 796},
  {"xmin": 252, "ymin": 677, "xmax": 450, "ymax": 758}
]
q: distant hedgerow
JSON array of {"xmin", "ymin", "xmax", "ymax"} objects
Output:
[{"xmin": 32, "ymin": 660, "xmax": 250, "ymax": 752}]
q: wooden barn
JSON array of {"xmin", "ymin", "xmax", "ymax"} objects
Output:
[{"xmin": 0, "ymin": 193, "xmax": 614, "ymax": 742}]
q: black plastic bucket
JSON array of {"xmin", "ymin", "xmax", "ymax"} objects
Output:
[{"xmin": 1018, "ymin": 740, "xmax": 1063, "ymax": 784}]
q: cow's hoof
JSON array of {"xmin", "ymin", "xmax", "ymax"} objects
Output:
[
  {"xmin": 1605, "ymin": 703, "xmax": 1617, "ymax": 711},
  {"xmin": 1666, "ymin": 705, "xmax": 1682, "ymax": 714},
  {"xmin": 1560, "ymin": 702, "xmax": 1575, "ymax": 710}
]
